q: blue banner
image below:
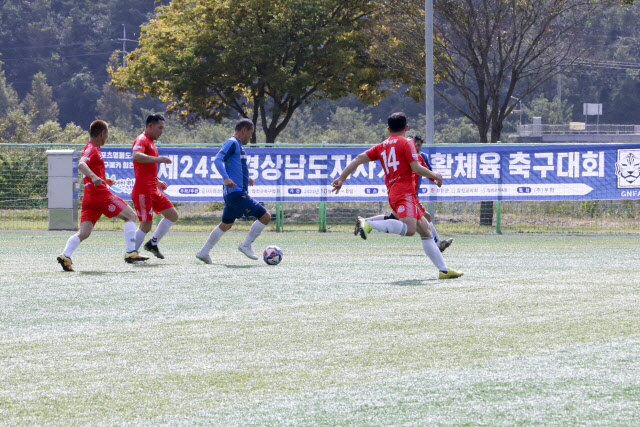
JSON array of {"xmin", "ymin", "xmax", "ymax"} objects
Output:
[{"xmin": 101, "ymin": 143, "xmax": 640, "ymax": 202}]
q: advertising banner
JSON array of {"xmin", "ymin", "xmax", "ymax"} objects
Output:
[{"xmin": 101, "ymin": 143, "xmax": 640, "ymax": 202}]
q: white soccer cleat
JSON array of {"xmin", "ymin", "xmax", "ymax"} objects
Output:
[
  {"xmin": 196, "ymin": 252, "xmax": 212, "ymax": 264},
  {"xmin": 238, "ymin": 244, "xmax": 258, "ymax": 260}
]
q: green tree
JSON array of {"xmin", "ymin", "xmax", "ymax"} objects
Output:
[
  {"xmin": 111, "ymin": 0, "xmax": 396, "ymax": 144},
  {"xmin": 0, "ymin": 62, "xmax": 19, "ymax": 116},
  {"xmin": 21, "ymin": 72, "xmax": 59, "ymax": 126},
  {"xmin": 523, "ymin": 94, "xmax": 573, "ymax": 125}
]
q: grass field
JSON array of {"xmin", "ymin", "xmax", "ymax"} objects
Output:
[{"xmin": 1, "ymin": 230, "xmax": 640, "ymax": 425}]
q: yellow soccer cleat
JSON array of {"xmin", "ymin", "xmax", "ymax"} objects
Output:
[
  {"xmin": 439, "ymin": 268, "xmax": 463, "ymax": 279},
  {"xmin": 124, "ymin": 251, "xmax": 149, "ymax": 264},
  {"xmin": 57, "ymin": 254, "xmax": 74, "ymax": 272},
  {"xmin": 357, "ymin": 216, "xmax": 373, "ymax": 240}
]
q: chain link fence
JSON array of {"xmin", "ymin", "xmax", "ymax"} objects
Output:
[{"xmin": 1, "ymin": 143, "xmax": 639, "ymax": 233}]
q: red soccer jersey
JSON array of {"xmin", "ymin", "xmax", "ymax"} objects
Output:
[
  {"xmin": 132, "ymin": 133, "xmax": 159, "ymax": 191},
  {"xmin": 80, "ymin": 141, "xmax": 110, "ymax": 196},
  {"xmin": 365, "ymin": 136, "xmax": 419, "ymax": 195},
  {"xmin": 413, "ymin": 154, "xmax": 428, "ymax": 194}
]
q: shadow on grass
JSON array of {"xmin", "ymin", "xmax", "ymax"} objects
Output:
[
  {"xmin": 223, "ymin": 264, "xmax": 260, "ymax": 269},
  {"xmin": 390, "ymin": 279, "xmax": 437, "ymax": 286},
  {"xmin": 78, "ymin": 271, "xmax": 137, "ymax": 276}
]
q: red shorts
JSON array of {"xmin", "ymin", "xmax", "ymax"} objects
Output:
[
  {"xmin": 132, "ymin": 187, "xmax": 174, "ymax": 222},
  {"xmin": 388, "ymin": 192, "xmax": 423, "ymax": 220},
  {"xmin": 81, "ymin": 191, "xmax": 128, "ymax": 225}
]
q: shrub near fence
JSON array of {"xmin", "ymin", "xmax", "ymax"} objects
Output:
[{"xmin": 1, "ymin": 143, "xmax": 639, "ymax": 233}]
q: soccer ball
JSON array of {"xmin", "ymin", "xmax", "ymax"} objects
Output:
[{"xmin": 263, "ymin": 245, "xmax": 283, "ymax": 265}]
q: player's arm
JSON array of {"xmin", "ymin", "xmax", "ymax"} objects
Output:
[
  {"xmin": 78, "ymin": 161, "xmax": 103, "ymax": 187},
  {"xmin": 331, "ymin": 152, "xmax": 371, "ymax": 194},
  {"xmin": 213, "ymin": 140, "xmax": 237, "ymax": 188},
  {"xmin": 410, "ymin": 161, "xmax": 442, "ymax": 187},
  {"xmin": 132, "ymin": 150, "xmax": 172, "ymax": 164}
]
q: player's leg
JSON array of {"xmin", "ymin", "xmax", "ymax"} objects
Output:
[
  {"xmin": 132, "ymin": 191, "xmax": 154, "ymax": 250},
  {"xmin": 417, "ymin": 216, "xmax": 462, "ymax": 279},
  {"xmin": 359, "ymin": 195, "xmax": 414, "ymax": 238},
  {"xmin": 239, "ymin": 199, "xmax": 270, "ymax": 260},
  {"xmin": 57, "ymin": 220, "xmax": 94, "ymax": 271},
  {"xmin": 144, "ymin": 193, "xmax": 178, "ymax": 259},
  {"xmin": 107, "ymin": 196, "xmax": 148, "ymax": 264},
  {"xmin": 197, "ymin": 195, "xmax": 238, "ymax": 264}
]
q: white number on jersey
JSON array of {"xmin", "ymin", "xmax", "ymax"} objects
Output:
[{"xmin": 380, "ymin": 146, "xmax": 400, "ymax": 174}]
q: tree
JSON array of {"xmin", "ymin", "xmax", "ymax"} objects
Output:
[
  {"xmin": 433, "ymin": 0, "xmax": 630, "ymax": 145},
  {"xmin": 111, "ymin": 0, "xmax": 398, "ymax": 144},
  {"xmin": 523, "ymin": 94, "xmax": 573, "ymax": 125},
  {"xmin": 97, "ymin": 57, "xmax": 136, "ymax": 129},
  {"xmin": 0, "ymin": 62, "xmax": 19, "ymax": 116},
  {"xmin": 21, "ymin": 72, "xmax": 59, "ymax": 126}
]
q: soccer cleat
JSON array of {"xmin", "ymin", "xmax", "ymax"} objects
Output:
[
  {"xmin": 196, "ymin": 252, "xmax": 212, "ymax": 264},
  {"xmin": 353, "ymin": 218, "xmax": 361, "ymax": 236},
  {"xmin": 439, "ymin": 269, "xmax": 464, "ymax": 279},
  {"xmin": 57, "ymin": 254, "xmax": 74, "ymax": 272},
  {"xmin": 124, "ymin": 251, "xmax": 149, "ymax": 264},
  {"xmin": 238, "ymin": 244, "xmax": 259, "ymax": 260},
  {"xmin": 357, "ymin": 216, "xmax": 372, "ymax": 240},
  {"xmin": 144, "ymin": 240, "xmax": 165, "ymax": 259},
  {"xmin": 439, "ymin": 238, "xmax": 454, "ymax": 253}
]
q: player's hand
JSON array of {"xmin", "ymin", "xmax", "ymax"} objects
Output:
[
  {"xmin": 331, "ymin": 178, "xmax": 343, "ymax": 194},
  {"xmin": 224, "ymin": 178, "xmax": 237, "ymax": 188},
  {"xmin": 157, "ymin": 181, "xmax": 168, "ymax": 190},
  {"xmin": 105, "ymin": 178, "xmax": 115, "ymax": 186},
  {"xmin": 432, "ymin": 172, "xmax": 443, "ymax": 188},
  {"xmin": 249, "ymin": 178, "xmax": 255, "ymax": 186},
  {"xmin": 92, "ymin": 176, "xmax": 104, "ymax": 186},
  {"xmin": 158, "ymin": 156, "xmax": 172, "ymax": 164}
]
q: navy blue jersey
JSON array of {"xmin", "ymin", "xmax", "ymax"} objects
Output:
[
  {"xmin": 214, "ymin": 136, "xmax": 249, "ymax": 195},
  {"xmin": 416, "ymin": 152, "xmax": 433, "ymax": 194}
]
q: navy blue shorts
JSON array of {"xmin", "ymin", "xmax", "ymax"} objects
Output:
[{"xmin": 222, "ymin": 191, "xmax": 267, "ymax": 224}]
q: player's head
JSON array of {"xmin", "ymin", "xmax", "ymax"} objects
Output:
[
  {"xmin": 89, "ymin": 120, "xmax": 108, "ymax": 145},
  {"xmin": 412, "ymin": 134, "xmax": 424, "ymax": 151},
  {"xmin": 234, "ymin": 118, "xmax": 255, "ymax": 143},
  {"xmin": 145, "ymin": 113, "xmax": 165, "ymax": 140},
  {"xmin": 387, "ymin": 112, "xmax": 408, "ymax": 133}
]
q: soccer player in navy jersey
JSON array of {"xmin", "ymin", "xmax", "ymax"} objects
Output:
[
  {"xmin": 359, "ymin": 135, "xmax": 453, "ymax": 253},
  {"xmin": 196, "ymin": 119, "xmax": 271, "ymax": 264}
]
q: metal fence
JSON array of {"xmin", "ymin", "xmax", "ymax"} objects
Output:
[{"xmin": 1, "ymin": 143, "xmax": 640, "ymax": 233}]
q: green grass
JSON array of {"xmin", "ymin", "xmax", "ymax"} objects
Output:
[{"xmin": 1, "ymin": 230, "xmax": 640, "ymax": 425}]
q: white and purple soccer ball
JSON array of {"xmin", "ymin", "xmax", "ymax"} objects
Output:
[{"xmin": 263, "ymin": 245, "xmax": 283, "ymax": 265}]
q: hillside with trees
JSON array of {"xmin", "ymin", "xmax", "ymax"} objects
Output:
[{"xmin": 1, "ymin": 0, "xmax": 639, "ymax": 145}]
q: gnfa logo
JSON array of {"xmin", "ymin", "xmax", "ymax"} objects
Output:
[{"xmin": 615, "ymin": 150, "xmax": 640, "ymax": 188}]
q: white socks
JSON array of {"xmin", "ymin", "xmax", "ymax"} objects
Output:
[
  {"xmin": 422, "ymin": 237, "xmax": 448, "ymax": 272},
  {"xmin": 200, "ymin": 225, "xmax": 225, "ymax": 255},
  {"xmin": 368, "ymin": 219, "xmax": 407, "ymax": 236},
  {"xmin": 124, "ymin": 221, "xmax": 137, "ymax": 253},
  {"xmin": 365, "ymin": 214, "xmax": 386, "ymax": 222},
  {"xmin": 430, "ymin": 222, "xmax": 440, "ymax": 245},
  {"xmin": 135, "ymin": 229, "xmax": 147, "ymax": 250},
  {"xmin": 63, "ymin": 235, "xmax": 81, "ymax": 258},
  {"xmin": 242, "ymin": 220, "xmax": 267, "ymax": 247},
  {"xmin": 151, "ymin": 218, "xmax": 174, "ymax": 245}
]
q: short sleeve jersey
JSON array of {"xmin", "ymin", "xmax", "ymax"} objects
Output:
[
  {"xmin": 365, "ymin": 136, "xmax": 419, "ymax": 195},
  {"xmin": 215, "ymin": 136, "xmax": 249, "ymax": 195},
  {"xmin": 132, "ymin": 133, "xmax": 159, "ymax": 191},
  {"xmin": 80, "ymin": 141, "xmax": 109, "ymax": 196}
]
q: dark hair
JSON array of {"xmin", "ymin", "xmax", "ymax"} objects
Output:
[
  {"xmin": 235, "ymin": 118, "xmax": 254, "ymax": 132},
  {"xmin": 89, "ymin": 120, "xmax": 108, "ymax": 137},
  {"xmin": 413, "ymin": 134, "xmax": 424, "ymax": 143},
  {"xmin": 387, "ymin": 112, "xmax": 407, "ymax": 132},
  {"xmin": 146, "ymin": 113, "xmax": 165, "ymax": 126}
]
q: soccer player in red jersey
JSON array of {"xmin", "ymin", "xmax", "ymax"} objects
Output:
[
  {"xmin": 131, "ymin": 113, "xmax": 179, "ymax": 259},
  {"xmin": 331, "ymin": 112, "xmax": 462, "ymax": 279},
  {"xmin": 360, "ymin": 135, "xmax": 453, "ymax": 252},
  {"xmin": 57, "ymin": 120, "xmax": 148, "ymax": 271}
]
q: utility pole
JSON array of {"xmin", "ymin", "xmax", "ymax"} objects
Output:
[
  {"xmin": 425, "ymin": 0, "xmax": 435, "ymax": 220},
  {"xmin": 116, "ymin": 25, "xmax": 137, "ymax": 67}
]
